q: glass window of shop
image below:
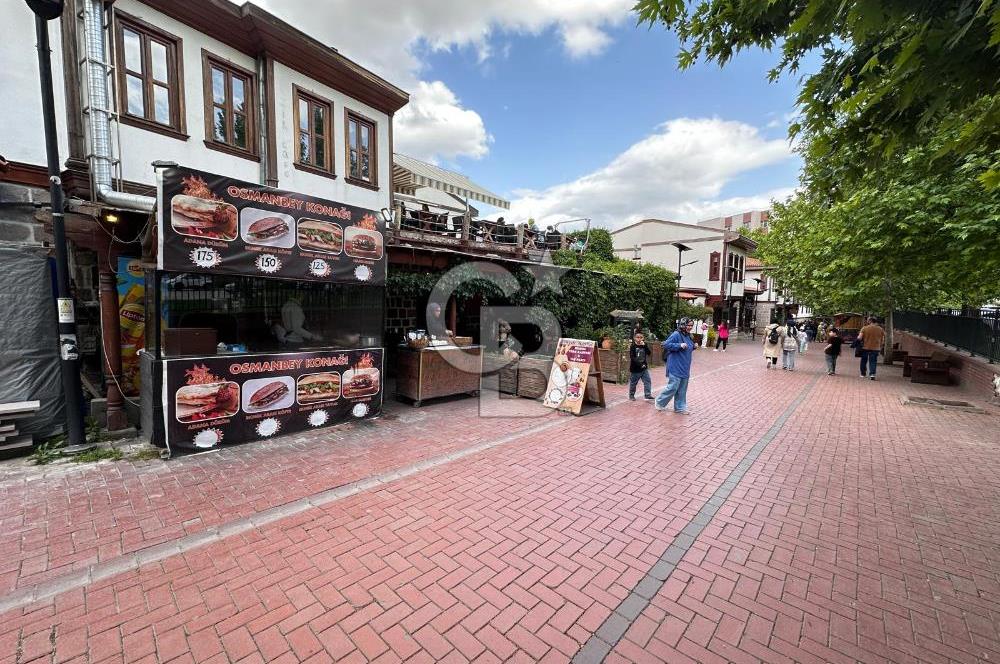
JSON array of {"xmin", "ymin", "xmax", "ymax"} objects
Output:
[{"xmin": 153, "ymin": 274, "xmax": 383, "ymax": 358}]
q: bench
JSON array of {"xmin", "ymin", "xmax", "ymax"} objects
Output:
[{"xmin": 910, "ymin": 351, "xmax": 952, "ymax": 385}]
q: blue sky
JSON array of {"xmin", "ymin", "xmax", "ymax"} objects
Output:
[{"xmin": 417, "ymin": 22, "xmax": 806, "ymax": 212}]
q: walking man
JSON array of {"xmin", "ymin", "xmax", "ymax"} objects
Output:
[
  {"xmin": 858, "ymin": 316, "xmax": 885, "ymax": 380},
  {"xmin": 627, "ymin": 332, "xmax": 653, "ymax": 401},
  {"xmin": 655, "ymin": 317, "xmax": 695, "ymax": 414}
]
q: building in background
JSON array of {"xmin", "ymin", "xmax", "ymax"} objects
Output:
[
  {"xmin": 698, "ymin": 209, "xmax": 770, "ymax": 233},
  {"xmin": 611, "ymin": 219, "xmax": 756, "ymax": 329}
]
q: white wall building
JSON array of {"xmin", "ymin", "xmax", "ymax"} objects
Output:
[{"xmin": 611, "ymin": 219, "xmax": 757, "ymax": 327}]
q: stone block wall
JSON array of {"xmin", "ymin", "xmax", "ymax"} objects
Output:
[
  {"xmin": 386, "ymin": 293, "xmax": 419, "ymax": 336},
  {"xmin": 0, "ymin": 182, "xmax": 48, "ymax": 246}
]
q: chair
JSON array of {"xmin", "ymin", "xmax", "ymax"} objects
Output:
[{"xmin": 910, "ymin": 351, "xmax": 952, "ymax": 385}]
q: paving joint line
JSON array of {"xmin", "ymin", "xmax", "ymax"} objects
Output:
[
  {"xmin": 572, "ymin": 371, "xmax": 822, "ymax": 664},
  {"xmin": 0, "ymin": 353, "xmax": 756, "ymax": 615}
]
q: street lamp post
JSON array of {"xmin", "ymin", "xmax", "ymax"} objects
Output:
[
  {"xmin": 671, "ymin": 242, "xmax": 690, "ymax": 325},
  {"xmin": 27, "ymin": 0, "xmax": 88, "ymax": 451}
]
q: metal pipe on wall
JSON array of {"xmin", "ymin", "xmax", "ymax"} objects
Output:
[{"xmin": 82, "ymin": 0, "xmax": 154, "ymax": 211}]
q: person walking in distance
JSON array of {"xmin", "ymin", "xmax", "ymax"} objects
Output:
[
  {"xmin": 655, "ymin": 317, "xmax": 695, "ymax": 414},
  {"xmin": 714, "ymin": 321, "xmax": 730, "ymax": 352},
  {"xmin": 627, "ymin": 331, "xmax": 654, "ymax": 401},
  {"xmin": 763, "ymin": 321, "xmax": 781, "ymax": 369},
  {"xmin": 824, "ymin": 327, "xmax": 843, "ymax": 375},
  {"xmin": 798, "ymin": 320, "xmax": 810, "ymax": 354},
  {"xmin": 781, "ymin": 319, "xmax": 799, "ymax": 370},
  {"xmin": 858, "ymin": 316, "xmax": 885, "ymax": 380}
]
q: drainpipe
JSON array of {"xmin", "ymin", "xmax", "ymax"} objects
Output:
[{"xmin": 82, "ymin": 0, "xmax": 154, "ymax": 211}]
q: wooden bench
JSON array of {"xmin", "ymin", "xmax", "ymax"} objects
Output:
[{"xmin": 910, "ymin": 351, "xmax": 952, "ymax": 385}]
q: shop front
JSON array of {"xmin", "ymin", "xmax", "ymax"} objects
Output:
[{"xmin": 141, "ymin": 166, "xmax": 386, "ymax": 453}]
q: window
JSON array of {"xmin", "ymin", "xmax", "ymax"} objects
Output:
[
  {"xmin": 345, "ymin": 110, "xmax": 377, "ymax": 188},
  {"xmin": 726, "ymin": 253, "xmax": 745, "ymax": 283},
  {"xmin": 293, "ymin": 87, "xmax": 333, "ymax": 176},
  {"xmin": 709, "ymin": 252, "xmax": 721, "ymax": 281},
  {"xmin": 202, "ymin": 51, "xmax": 257, "ymax": 158},
  {"xmin": 115, "ymin": 14, "xmax": 184, "ymax": 136}
]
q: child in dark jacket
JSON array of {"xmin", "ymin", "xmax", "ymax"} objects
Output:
[{"xmin": 628, "ymin": 332, "xmax": 653, "ymax": 400}]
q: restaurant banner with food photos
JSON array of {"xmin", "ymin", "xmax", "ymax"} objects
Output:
[
  {"xmin": 542, "ymin": 338, "xmax": 596, "ymax": 415},
  {"xmin": 157, "ymin": 166, "xmax": 386, "ymax": 284},
  {"xmin": 162, "ymin": 348, "xmax": 383, "ymax": 450}
]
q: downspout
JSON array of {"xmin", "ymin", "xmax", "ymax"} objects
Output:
[{"xmin": 83, "ymin": 0, "xmax": 155, "ymax": 212}]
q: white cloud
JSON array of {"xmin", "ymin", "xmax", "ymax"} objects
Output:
[
  {"xmin": 503, "ymin": 118, "xmax": 796, "ymax": 228},
  {"xmin": 394, "ymin": 82, "xmax": 493, "ymax": 162},
  {"xmin": 257, "ymin": 0, "xmax": 634, "ymax": 162}
]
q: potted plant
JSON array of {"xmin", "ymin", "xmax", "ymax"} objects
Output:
[{"xmin": 597, "ymin": 326, "xmax": 615, "ymax": 349}]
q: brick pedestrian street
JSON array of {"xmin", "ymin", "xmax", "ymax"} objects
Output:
[{"xmin": 1, "ymin": 341, "xmax": 998, "ymax": 664}]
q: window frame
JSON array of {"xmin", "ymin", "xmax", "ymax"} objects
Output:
[
  {"xmin": 114, "ymin": 11, "xmax": 186, "ymax": 139},
  {"xmin": 344, "ymin": 109, "xmax": 379, "ymax": 190},
  {"xmin": 201, "ymin": 49, "xmax": 259, "ymax": 161},
  {"xmin": 292, "ymin": 85, "xmax": 335, "ymax": 179},
  {"xmin": 709, "ymin": 251, "xmax": 721, "ymax": 281}
]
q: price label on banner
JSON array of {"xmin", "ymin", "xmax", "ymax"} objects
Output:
[{"xmin": 190, "ymin": 247, "xmax": 222, "ymax": 268}]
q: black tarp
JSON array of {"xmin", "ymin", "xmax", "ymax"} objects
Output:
[{"xmin": 0, "ymin": 246, "xmax": 64, "ymax": 437}]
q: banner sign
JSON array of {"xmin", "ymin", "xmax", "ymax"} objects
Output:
[
  {"xmin": 157, "ymin": 167, "xmax": 385, "ymax": 284},
  {"xmin": 162, "ymin": 348, "xmax": 383, "ymax": 450},
  {"xmin": 542, "ymin": 338, "xmax": 596, "ymax": 415},
  {"xmin": 117, "ymin": 257, "xmax": 146, "ymax": 396}
]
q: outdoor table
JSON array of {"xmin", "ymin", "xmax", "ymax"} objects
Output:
[{"xmin": 395, "ymin": 344, "xmax": 483, "ymax": 407}]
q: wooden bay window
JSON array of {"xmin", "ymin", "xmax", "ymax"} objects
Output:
[
  {"xmin": 202, "ymin": 51, "xmax": 257, "ymax": 159},
  {"xmin": 345, "ymin": 109, "xmax": 378, "ymax": 189},
  {"xmin": 293, "ymin": 86, "xmax": 334, "ymax": 177},
  {"xmin": 115, "ymin": 13, "xmax": 185, "ymax": 137}
]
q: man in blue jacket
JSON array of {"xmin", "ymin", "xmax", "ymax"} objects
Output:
[{"xmin": 655, "ymin": 317, "xmax": 695, "ymax": 414}]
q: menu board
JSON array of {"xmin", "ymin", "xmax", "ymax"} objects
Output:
[
  {"xmin": 542, "ymin": 338, "xmax": 596, "ymax": 415},
  {"xmin": 157, "ymin": 166, "xmax": 385, "ymax": 284},
  {"xmin": 161, "ymin": 348, "xmax": 383, "ymax": 451}
]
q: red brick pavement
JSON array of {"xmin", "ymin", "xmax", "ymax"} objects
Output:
[{"xmin": 1, "ymin": 341, "xmax": 997, "ymax": 663}]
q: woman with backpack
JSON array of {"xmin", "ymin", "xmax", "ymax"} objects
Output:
[{"xmin": 762, "ymin": 322, "xmax": 781, "ymax": 369}]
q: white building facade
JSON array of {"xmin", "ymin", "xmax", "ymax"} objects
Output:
[{"xmin": 611, "ymin": 219, "xmax": 757, "ymax": 328}]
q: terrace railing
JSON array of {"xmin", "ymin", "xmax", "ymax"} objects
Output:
[{"xmin": 894, "ymin": 309, "xmax": 1000, "ymax": 363}]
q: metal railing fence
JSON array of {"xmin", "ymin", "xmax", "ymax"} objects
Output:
[{"xmin": 894, "ymin": 309, "xmax": 1000, "ymax": 363}]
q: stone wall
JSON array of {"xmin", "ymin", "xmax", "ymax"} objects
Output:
[
  {"xmin": 894, "ymin": 330, "xmax": 999, "ymax": 399},
  {"xmin": 0, "ymin": 182, "xmax": 48, "ymax": 246},
  {"xmin": 386, "ymin": 293, "xmax": 419, "ymax": 337}
]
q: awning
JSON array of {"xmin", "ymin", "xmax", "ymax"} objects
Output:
[{"xmin": 393, "ymin": 153, "xmax": 510, "ymax": 210}]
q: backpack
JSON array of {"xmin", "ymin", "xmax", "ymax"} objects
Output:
[{"xmin": 767, "ymin": 326, "xmax": 780, "ymax": 345}]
